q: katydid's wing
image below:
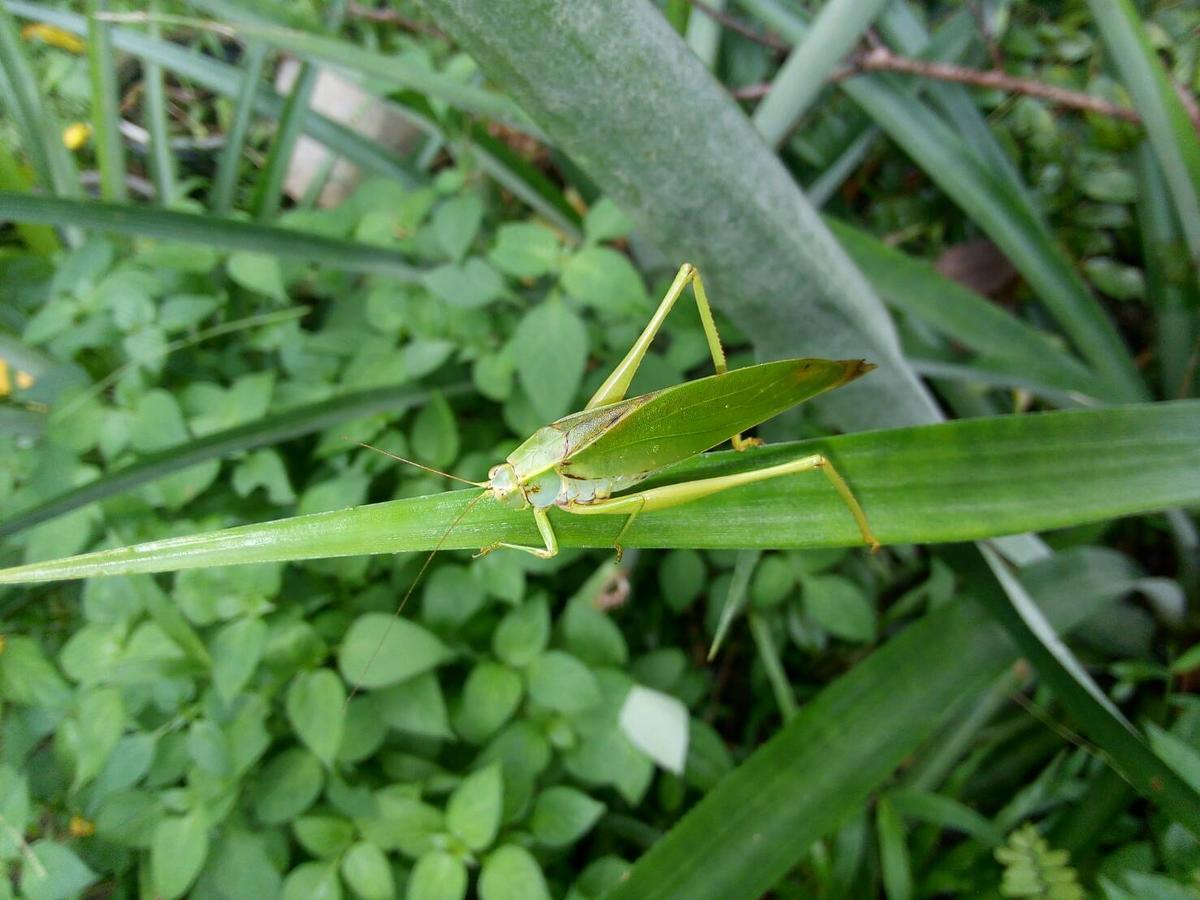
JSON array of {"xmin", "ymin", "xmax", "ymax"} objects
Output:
[{"xmin": 561, "ymin": 358, "xmax": 873, "ymax": 479}]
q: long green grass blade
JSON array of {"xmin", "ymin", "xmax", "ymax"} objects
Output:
[
  {"xmin": 1089, "ymin": 0, "xmax": 1200, "ymax": 272},
  {"xmin": 971, "ymin": 544, "xmax": 1200, "ymax": 835},
  {"xmin": 605, "ymin": 548, "xmax": 1139, "ymax": 899},
  {"xmin": 0, "ymin": 384, "xmax": 464, "ymax": 540},
  {"xmin": 416, "ymin": 0, "xmax": 939, "ymax": 433},
  {"xmin": 827, "ymin": 218, "xmax": 1102, "ymax": 400},
  {"xmin": 738, "ymin": 0, "xmax": 1146, "ymax": 404},
  {"xmin": 86, "ymin": 0, "xmax": 127, "ymax": 201},
  {"xmin": 250, "ymin": 60, "xmax": 316, "ymax": 219},
  {"xmin": 0, "ymin": 2, "xmax": 79, "ymax": 197},
  {"xmin": 210, "ymin": 40, "xmax": 267, "ymax": 213},
  {"xmin": 752, "ymin": 0, "xmax": 892, "ymax": 147},
  {"xmin": 5, "ymin": 1, "xmax": 419, "ymax": 188},
  {"xmin": 0, "ymin": 192, "xmax": 422, "ymax": 277},
  {"xmin": 0, "ymin": 401, "xmax": 1194, "ymax": 582},
  {"xmin": 142, "ymin": 0, "xmax": 177, "ymax": 203}
]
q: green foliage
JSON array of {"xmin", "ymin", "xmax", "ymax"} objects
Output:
[{"xmin": 1, "ymin": 0, "xmax": 1198, "ymax": 897}]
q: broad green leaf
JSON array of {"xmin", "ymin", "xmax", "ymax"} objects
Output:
[
  {"xmin": 294, "ymin": 816, "xmax": 356, "ymax": 859},
  {"xmin": 423, "ymin": 259, "xmax": 505, "ymax": 309},
  {"xmin": 151, "ymin": 811, "xmax": 209, "ymax": 900},
  {"xmin": 561, "ymin": 600, "xmax": 628, "ymax": 667},
  {"xmin": 376, "ymin": 672, "xmax": 452, "ymax": 740},
  {"xmin": 493, "ymin": 596, "xmax": 549, "ymax": 667},
  {"xmin": 659, "ymin": 549, "xmax": 706, "ymax": 612},
  {"xmin": 561, "ymin": 247, "xmax": 648, "ymax": 312},
  {"xmin": 281, "ymin": 861, "xmax": 342, "ymax": 900},
  {"xmin": 286, "ymin": 669, "xmax": 346, "ymax": 766},
  {"xmin": 618, "ymin": 686, "xmax": 689, "ymax": 774},
  {"xmin": 489, "ymin": 222, "xmax": 561, "ymax": 278},
  {"xmin": 582, "ymin": 198, "xmax": 633, "ymax": 244},
  {"xmin": 340, "ymin": 842, "xmax": 394, "ymax": 900},
  {"xmin": 59, "ymin": 686, "xmax": 124, "ymax": 791},
  {"xmin": 527, "ymin": 651, "xmax": 601, "ymax": 713},
  {"xmin": 252, "ymin": 747, "xmax": 324, "ymax": 824},
  {"xmin": 455, "ymin": 662, "xmax": 523, "ymax": 744},
  {"xmin": 0, "ymin": 767, "xmax": 30, "ymax": 861},
  {"xmin": 434, "ymin": 193, "xmax": 484, "ymax": 261},
  {"xmin": 514, "ymin": 300, "xmax": 588, "ymax": 422},
  {"xmin": 337, "ymin": 614, "xmax": 451, "ymax": 690},
  {"xmin": 19, "ymin": 842, "xmax": 96, "ymax": 900},
  {"xmin": 227, "ymin": 251, "xmax": 287, "ymax": 300},
  {"xmin": 411, "ymin": 392, "xmax": 460, "ymax": 471},
  {"xmin": 446, "ymin": 763, "xmax": 503, "ymax": 851},
  {"xmin": 4, "ymin": 403, "xmax": 1199, "ymax": 582},
  {"xmin": 355, "ymin": 788, "xmax": 444, "ymax": 858},
  {"xmin": 408, "ymin": 851, "xmax": 468, "ymax": 900},
  {"xmin": 802, "ymin": 575, "xmax": 876, "ymax": 643},
  {"xmin": 478, "ymin": 845, "xmax": 551, "ymax": 900},
  {"xmin": 530, "ymin": 786, "xmax": 605, "ymax": 848},
  {"xmin": 210, "ymin": 617, "xmax": 268, "ymax": 703}
]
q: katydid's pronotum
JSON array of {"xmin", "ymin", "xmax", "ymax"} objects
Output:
[{"xmin": 370, "ymin": 262, "xmax": 881, "ymax": 561}]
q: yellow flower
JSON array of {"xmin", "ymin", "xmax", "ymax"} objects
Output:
[
  {"xmin": 21, "ymin": 23, "xmax": 86, "ymax": 54},
  {"xmin": 0, "ymin": 360, "xmax": 35, "ymax": 396},
  {"xmin": 69, "ymin": 815, "xmax": 96, "ymax": 838},
  {"xmin": 62, "ymin": 122, "xmax": 92, "ymax": 151}
]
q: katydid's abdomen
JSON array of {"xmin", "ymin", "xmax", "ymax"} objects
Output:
[{"xmin": 560, "ymin": 358, "xmax": 873, "ymax": 480}]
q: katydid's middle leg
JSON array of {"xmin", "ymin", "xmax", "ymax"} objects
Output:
[
  {"xmin": 564, "ymin": 454, "xmax": 880, "ymax": 551},
  {"xmin": 585, "ymin": 264, "xmax": 761, "ymax": 450}
]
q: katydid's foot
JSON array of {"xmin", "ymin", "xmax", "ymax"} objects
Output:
[
  {"xmin": 613, "ymin": 544, "xmax": 625, "ymax": 563},
  {"xmin": 473, "ymin": 544, "xmax": 499, "ymax": 559},
  {"xmin": 732, "ymin": 435, "xmax": 764, "ymax": 451}
]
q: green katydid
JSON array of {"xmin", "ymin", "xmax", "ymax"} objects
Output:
[{"xmin": 371, "ymin": 262, "xmax": 880, "ymax": 560}]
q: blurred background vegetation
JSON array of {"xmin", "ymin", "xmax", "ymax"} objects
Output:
[{"xmin": 0, "ymin": 0, "xmax": 1199, "ymax": 897}]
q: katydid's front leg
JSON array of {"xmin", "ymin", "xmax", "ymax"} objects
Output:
[
  {"xmin": 585, "ymin": 262, "xmax": 761, "ymax": 451},
  {"xmin": 564, "ymin": 454, "xmax": 880, "ymax": 554},
  {"xmin": 475, "ymin": 505, "xmax": 560, "ymax": 559}
]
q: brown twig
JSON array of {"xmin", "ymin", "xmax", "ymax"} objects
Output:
[
  {"xmin": 345, "ymin": 1, "xmax": 445, "ymax": 38},
  {"xmin": 840, "ymin": 46, "xmax": 1148, "ymax": 125},
  {"xmin": 686, "ymin": 0, "xmax": 789, "ymax": 52},
  {"xmin": 967, "ymin": 0, "xmax": 1005, "ymax": 70}
]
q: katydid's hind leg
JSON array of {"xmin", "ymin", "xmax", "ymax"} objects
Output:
[
  {"xmin": 586, "ymin": 263, "xmax": 739, "ymax": 410},
  {"xmin": 610, "ymin": 497, "xmax": 646, "ymax": 562},
  {"xmin": 474, "ymin": 506, "xmax": 560, "ymax": 559},
  {"xmin": 564, "ymin": 453, "xmax": 880, "ymax": 551}
]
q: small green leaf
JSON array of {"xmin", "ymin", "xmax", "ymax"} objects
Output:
[
  {"xmin": 281, "ymin": 861, "xmax": 342, "ymax": 900},
  {"xmin": 433, "ymin": 193, "xmax": 484, "ymax": 261},
  {"xmin": 0, "ymin": 766, "xmax": 30, "ymax": 861},
  {"xmin": 455, "ymin": 661, "xmax": 524, "ymax": 744},
  {"xmin": 751, "ymin": 554, "xmax": 796, "ymax": 608},
  {"xmin": 446, "ymin": 763, "xmax": 504, "ymax": 851},
  {"xmin": 211, "ymin": 617, "xmax": 267, "ymax": 703},
  {"xmin": 493, "ymin": 595, "xmax": 549, "ymax": 667},
  {"xmin": 564, "ymin": 730, "xmax": 654, "ymax": 805},
  {"xmin": 1083, "ymin": 256, "xmax": 1145, "ymax": 301},
  {"xmin": 618, "ymin": 685, "xmax": 689, "ymax": 774},
  {"xmin": 802, "ymin": 575, "xmax": 876, "ymax": 643},
  {"xmin": 293, "ymin": 816, "xmax": 356, "ymax": 858},
  {"xmin": 151, "ymin": 811, "xmax": 209, "ymax": 899},
  {"xmin": 422, "ymin": 564, "xmax": 486, "ymax": 630},
  {"xmin": 355, "ymin": 788, "xmax": 444, "ymax": 858},
  {"xmin": 188, "ymin": 720, "xmax": 232, "ymax": 776},
  {"xmin": 60, "ymin": 686, "xmax": 124, "ymax": 791},
  {"xmin": 376, "ymin": 671, "xmax": 452, "ymax": 739},
  {"xmin": 340, "ymin": 842, "xmax": 395, "ymax": 900},
  {"xmin": 411, "ymin": 391, "xmax": 460, "ymax": 470},
  {"xmin": 659, "ymin": 550, "xmax": 706, "ymax": 612},
  {"xmin": 228, "ymin": 251, "xmax": 287, "ymax": 300},
  {"xmin": 527, "ymin": 651, "xmax": 601, "ymax": 713},
  {"xmin": 19, "ymin": 842, "xmax": 98, "ymax": 900},
  {"xmin": 407, "ymin": 850, "xmax": 468, "ymax": 900},
  {"xmin": 478, "ymin": 845, "xmax": 551, "ymax": 900},
  {"xmin": 530, "ymin": 786, "xmax": 605, "ymax": 847},
  {"xmin": 562, "ymin": 600, "xmax": 628, "ymax": 667},
  {"xmin": 561, "ymin": 246, "xmax": 647, "ymax": 310},
  {"xmin": 489, "ymin": 222, "xmax": 561, "ymax": 278},
  {"xmin": 252, "ymin": 747, "xmax": 324, "ymax": 824},
  {"xmin": 338, "ymin": 613, "xmax": 451, "ymax": 689},
  {"xmin": 423, "ymin": 258, "xmax": 506, "ymax": 308},
  {"xmin": 514, "ymin": 300, "xmax": 588, "ymax": 421},
  {"xmin": 876, "ymin": 798, "xmax": 913, "ymax": 900},
  {"xmin": 583, "ymin": 198, "xmax": 634, "ymax": 243},
  {"xmin": 286, "ymin": 669, "xmax": 346, "ymax": 766}
]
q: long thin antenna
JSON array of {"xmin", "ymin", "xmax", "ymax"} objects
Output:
[
  {"xmin": 345, "ymin": 490, "xmax": 490, "ymax": 708},
  {"xmin": 351, "ymin": 439, "xmax": 485, "ymax": 487}
]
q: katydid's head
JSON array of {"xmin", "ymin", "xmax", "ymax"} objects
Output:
[{"xmin": 487, "ymin": 463, "xmax": 527, "ymax": 509}]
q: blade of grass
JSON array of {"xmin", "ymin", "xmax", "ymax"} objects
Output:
[
  {"xmin": 739, "ymin": 0, "xmax": 1147, "ymax": 404},
  {"xmin": 604, "ymin": 547, "xmax": 1140, "ymax": 899},
  {"xmin": 86, "ymin": 0, "xmax": 127, "ymax": 202},
  {"xmin": 0, "ymin": 192, "xmax": 422, "ymax": 277},
  {"xmin": 1, "ymin": 401, "xmax": 1196, "ymax": 581},
  {"xmin": 748, "ymin": 611, "xmax": 798, "ymax": 722},
  {"xmin": 709, "ymin": 549, "xmax": 760, "ymax": 660},
  {"xmin": 1135, "ymin": 142, "xmax": 1199, "ymax": 399},
  {"xmin": 0, "ymin": 3, "xmax": 79, "ymax": 198},
  {"xmin": 685, "ymin": 0, "xmax": 724, "ymax": 69},
  {"xmin": 210, "ymin": 40, "xmax": 267, "ymax": 213},
  {"xmin": 1088, "ymin": 0, "xmax": 1200, "ymax": 272},
  {"xmin": 0, "ymin": 383, "xmax": 468, "ymax": 540},
  {"xmin": 6, "ymin": 1, "xmax": 420, "ymax": 189},
  {"xmin": 416, "ymin": 0, "xmax": 940, "ymax": 432},
  {"xmin": 0, "ymin": 142, "xmax": 58, "ymax": 252},
  {"xmin": 971, "ymin": 543, "xmax": 1200, "ymax": 836},
  {"xmin": 907, "ymin": 358, "xmax": 1102, "ymax": 409},
  {"xmin": 250, "ymin": 59, "xmax": 317, "ymax": 219},
  {"xmin": 752, "ymin": 0, "xmax": 893, "ymax": 147},
  {"xmin": 805, "ymin": 125, "xmax": 879, "ymax": 209},
  {"xmin": 142, "ymin": 0, "xmax": 176, "ymax": 203},
  {"xmin": 827, "ymin": 217, "xmax": 1101, "ymax": 400}
]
